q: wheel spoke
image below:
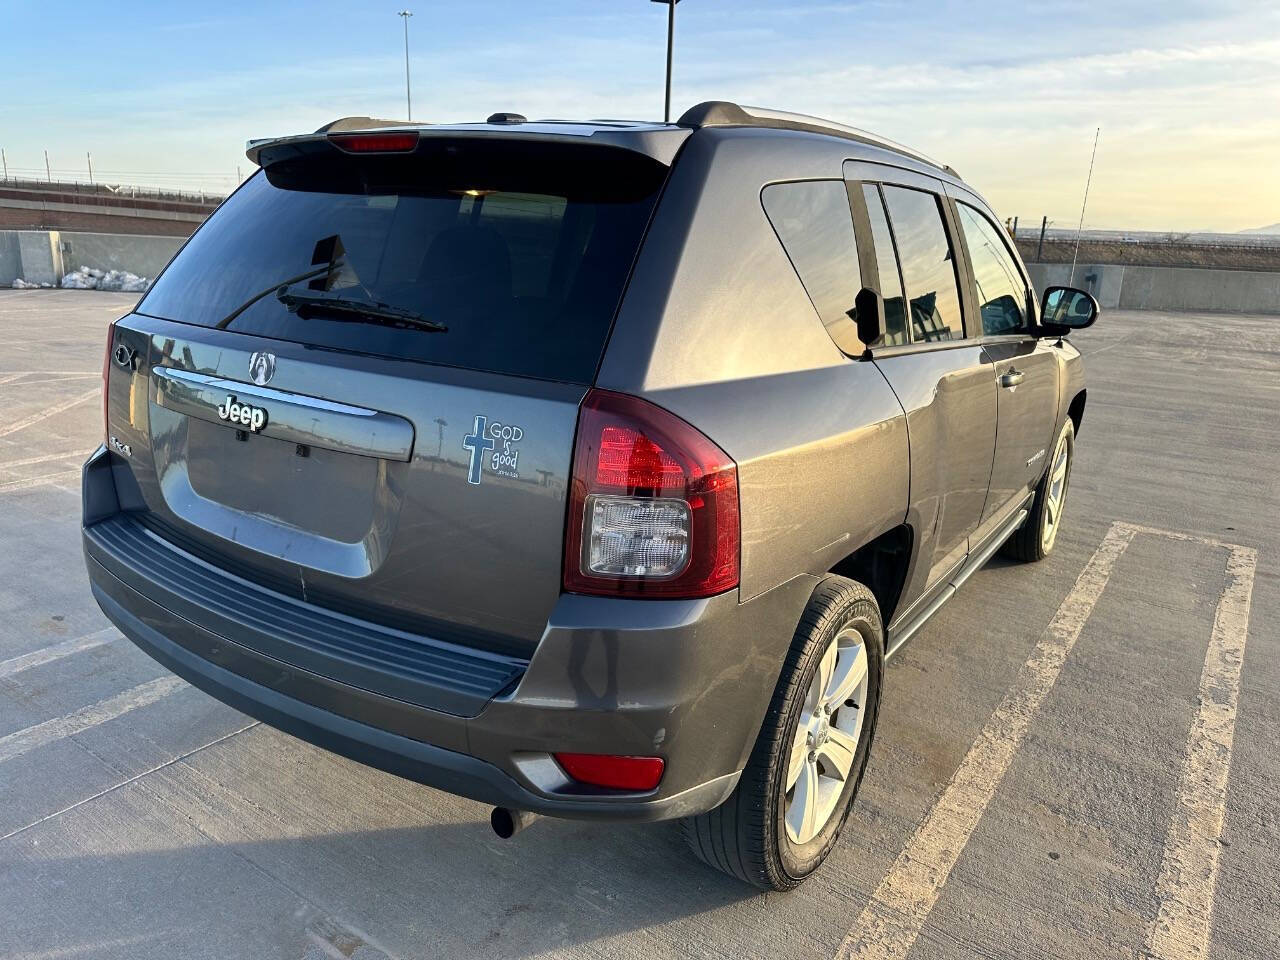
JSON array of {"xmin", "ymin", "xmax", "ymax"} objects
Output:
[
  {"xmin": 825, "ymin": 641, "xmax": 868, "ymax": 708},
  {"xmin": 787, "ymin": 759, "xmax": 821, "ymax": 844},
  {"xmin": 1046, "ymin": 494, "xmax": 1059, "ymax": 528},
  {"xmin": 813, "ymin": 642, "xmax": 837, "ymax": 710},
  {"xmin": 817, "ymin": 726, "xmax": 858, "ymax": 781},
  {"xmin": 787, "ymin": 722, "xmax": 809, "ymax": 791}
]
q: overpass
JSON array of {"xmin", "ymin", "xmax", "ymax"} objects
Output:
[{"xmin": 0, "ymin": 177, "xmax": 225, "ymax": 237}]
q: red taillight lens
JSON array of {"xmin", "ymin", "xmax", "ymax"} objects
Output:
[
  {"xmin": 102, "ymin": 319, "xmax": 116, "ymax": 442},
  {"xmin": 328, "ymin": 132, "xmax": 419, "ymax": 153},
  {"xmin": 553, "ymin": 753, "xmax": 665, "ymax": 791},
  {"xmin": 563, "ymin": 389, "xmax": 739, "ymax": 599}
]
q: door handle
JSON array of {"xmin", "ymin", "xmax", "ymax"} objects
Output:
[{"xmin": 1000, "ymin": 369, "xmax": 1025, "ymax": 389}]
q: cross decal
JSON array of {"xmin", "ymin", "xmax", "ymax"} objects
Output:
[{"xmin": 462, "ymin": 415, "xmax": 495, "ymax": 485}]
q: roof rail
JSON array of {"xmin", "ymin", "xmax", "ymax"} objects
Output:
[
  {"xmin": 313, "ymin": 116, "xmax": 410, "ymax": 134},
  {"xmin": 676, "ymin": 101, "xmax": 956, "ymax": 179}
]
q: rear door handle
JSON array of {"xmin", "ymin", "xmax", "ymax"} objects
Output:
[{"xmin": 1000, "ymin": 369, "xmax": 1025, "ymax": 389}]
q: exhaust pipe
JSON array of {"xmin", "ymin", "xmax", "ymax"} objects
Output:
[{"xmin": 490, "ymin": 807, "xmax": 539, "ymax": 839}]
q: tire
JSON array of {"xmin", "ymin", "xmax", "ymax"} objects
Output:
[
  {"xmin": 681, "ymin": 576, "xmax": 884, "ymax": 890},
  {"xmin": 1003, "ymin": 418, "xmax": 1075, "ymax": 563}
]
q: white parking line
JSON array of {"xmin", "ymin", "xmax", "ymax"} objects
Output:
[
  {"xmin": 0, "ymin": 374, "xmax": 100, "ymax": 388},
  {"xmin": 1113, "ymin": 521, "xmax": 1246, "ymax": 552},
  {"xmin": 0, "ymin": 628, "xmax": 119, "ymax": 680},
  {"xmin": 0, "ymin": 675, "xmax": 187, "ymax": 765},
  {"xmin": 1146, "ymin": 543, "xmax": 1257, "ymax": 960},
  {"xmin": 0, "ymin": 371, "xmax": 97, "ymax": 379},
  {"xmin": 0, "ymin": 387, "xmax": 99, "ymax": 439},
  {"xmin": 0, "ymin": 449, "xmax": 87, "ymax": 471},
  {"xmin": 835, "ymin": 522, "xmax": 1135, "ymax": 960},
  {"xmin": 0, "ymin": 469, "xmax": 82, "ymax": 493}
]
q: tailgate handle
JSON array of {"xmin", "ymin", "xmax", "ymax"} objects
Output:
[{"xmin": 152, "ymin": 366, "xmax": 415, "ymax": 462}]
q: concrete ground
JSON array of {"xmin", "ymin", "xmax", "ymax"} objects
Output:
[{"xmin": 1, "ymin": 289, "xmax": 1276, "ymax": 960}]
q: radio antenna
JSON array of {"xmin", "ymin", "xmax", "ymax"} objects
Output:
[{"xmin": 1069, "ymin": 127, "xmax": 1100, "ymax": 286}]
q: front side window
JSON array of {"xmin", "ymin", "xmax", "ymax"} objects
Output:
[
  {"xmin": 956, "ymin": 203, "xmax": 1028, "ymax": 336},
  {"xmin": 762, "ymin": 180, "xmax": 863, "ymax": 355},
  {"xmin": 880, "ymin": 186, "xmax": 964, "ymax": 342}
]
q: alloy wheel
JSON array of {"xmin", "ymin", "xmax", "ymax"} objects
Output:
[
  {"xmin": 784, "ymin": 628, "xmax": 870, "ymax": 845},
  {"xmin": 1041, "ymin": 431, "xmax": 1071, "ymax": 552}
]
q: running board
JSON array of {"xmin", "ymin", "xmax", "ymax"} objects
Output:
[{"xmin": 885, "ymin": 502, "xmax": 1031, "ymax": 659}]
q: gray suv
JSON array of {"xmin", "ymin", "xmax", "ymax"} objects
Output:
[{"xmin": 83, "ymin": 101, "xmax": 1098, "ymax": 890}]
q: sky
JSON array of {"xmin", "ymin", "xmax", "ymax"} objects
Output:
[{"xmin": 2, "ymin": 0, "xmax": 1277, "ymax": 232}]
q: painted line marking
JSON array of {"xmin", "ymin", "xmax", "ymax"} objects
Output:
[
  {"xmin": 1145, "ymin": 543, "xmax": 1257, "ymax": 960},
  {"xmin": 0, "ymin": 387, "xmax": 99, "ymax": 439},
  {"xmin": 1114, "ymin": 520, "xmax": 1243, "ymax": 552},
  {"xmin": 0, "ymin": 469, "xmax": 82, "ymax": 493},
  {"xmin": 0, "ymin": 628, "xmax": 118, "ymax": 680},
  {"xmin": 0, "ymin": 371, "xmax": 98, "ymax": 378},
  {"xmin": 0, "ymin": 373, "xmax": 99, "ymax": 388},
  {"xmin": 0, "ymin": 675, "xmax": 188, "ymax": 765},
  {"xmin": 0, "ymin": 449, "xmax": 87, "ymax": 471},
  {"xmin": 835, "ymin": 521, "xmax": 1135, "ymax": 960},
  {"xmin": 0, "ymin": 720, "xmax": 259, "ymax": 844}
]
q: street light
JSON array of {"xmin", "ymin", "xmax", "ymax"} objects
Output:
[
  {"xmin": 650, "ymin": 0, "xmax": 682, "ymax": 123},
  {"xmin": 398, "ymin": 10, "xmax": 413, "ymax": 122}
]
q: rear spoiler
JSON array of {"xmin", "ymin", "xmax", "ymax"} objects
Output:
[{"xmin": 246, "ymin": 122, "xmax": 690, "ymax": 169}]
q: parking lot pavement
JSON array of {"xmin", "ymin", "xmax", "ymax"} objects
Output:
[{"xmin": 1, "ymin": 288, "xmax": 1277, "ymax": 960}]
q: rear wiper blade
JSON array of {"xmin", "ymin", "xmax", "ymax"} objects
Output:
[{"xmin": 275, "ymin": 289, "xmax": 448, "ymax": 332}]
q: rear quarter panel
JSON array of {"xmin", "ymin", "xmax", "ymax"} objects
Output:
[{"xmin": 597, "ymin": 128, "xmax": 910, "ymax": 603}]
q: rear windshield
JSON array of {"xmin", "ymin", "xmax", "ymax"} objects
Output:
[{"xmin": 137, "ymin": 139, "xmax": 667, "ymax": 383}]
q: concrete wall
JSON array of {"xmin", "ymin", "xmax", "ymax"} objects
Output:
[
  {"xmin": 13, "ymin": 231, "xmax": 62, "ymax": 285},
  {"xmin": 0, "ymin": 232, "xmax": 21, "ymax": 285},
  {"xmin": 57, "ymin": 232, "xmax": 183, "ymax": 280},
  {"xmin": 1026, "ymin": 261, "xmax": 1280, "ymax": 315},
  {"xmin": 1, "ymin": 230, "xmax": 183, "ymax": 286}
]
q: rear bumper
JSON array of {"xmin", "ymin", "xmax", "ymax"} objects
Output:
[{"xmin": 82, "ymin": 448, "xmax": 814, "ymax": 821}]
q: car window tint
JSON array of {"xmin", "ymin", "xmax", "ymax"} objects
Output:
[
  {"xmin": 136, "ymin": 142, "xmax": 665, "ymax": 385},
  {"xmin": 957, "ymin": 203, "xmax": 1027, "ymax": 336},
  {"xmin": 880, "ymin": 186, "xmax": 964, "ymax": 342},
  {"xmin": 861, "ymin": 184, "xmax": 909, "ymax": 347},
  {"xmin": 762, "ymin": 180, "xmax": 863, "ymax": 355}
]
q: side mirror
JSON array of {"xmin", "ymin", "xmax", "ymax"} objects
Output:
[{"xmin": 1040, "ymin": 286, "xmax": 1099, "ymax": 334}]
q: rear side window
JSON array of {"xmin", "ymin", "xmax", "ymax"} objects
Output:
[
  {"xmin": 137, "ymin": 140, "xmax": 666, "ymax": 384},
  {"xmin": 880, "ymin": 186, "xmax": 964, "ymax": 342},
  {"xmin": 956, "ymin": 202, "xmax": 1027, "ymax": 336},
  {"xmin": 860, "ymin": 184, "xmax": 909, "ymax": 347},
  {"xmin": 761, "ymin": 180, "xmax": 863, "ymax": 356}
]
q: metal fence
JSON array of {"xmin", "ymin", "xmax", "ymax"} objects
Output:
[
  {"xmin": 0, "ymin": 175, "xmax": 226, "ymax": 206},
  {"xmin": 1010, "ymin": 218, "xmax": 1280, "ymax": 251}
]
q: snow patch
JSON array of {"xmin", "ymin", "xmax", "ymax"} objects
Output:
[{"xmin": 58, "ymin": 265, "xmax": 150, "ymax": 292}]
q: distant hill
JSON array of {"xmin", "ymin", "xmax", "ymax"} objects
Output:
[{"xmin": 1239, "ymin": 223, "xmax": 1280, "ymax": 235}]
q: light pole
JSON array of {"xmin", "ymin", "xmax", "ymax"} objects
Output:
[
  {"xmin": 398, "ymin": 10, "xmax": 413, "ymax": 121},
  {"xmin": 650, "ymin": 0, "xmax": 681, "ymax": 123}
]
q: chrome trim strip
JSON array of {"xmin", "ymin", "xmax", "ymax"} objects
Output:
[{"xmin": 151, "ymin": 366, "xmax": 415, "ymax": 462}]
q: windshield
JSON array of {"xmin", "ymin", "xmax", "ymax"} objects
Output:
[{"xmin": 137, "ymin": 140, "xmax": 667, "ymax": 383}]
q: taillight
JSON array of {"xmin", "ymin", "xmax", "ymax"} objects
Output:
[
  {"xmin": 563, "ymin": 389, "xmax": 739, "ymax": 599},
  {"xmin": 328, "ymin": 132, "xmax": 419, "ymax": 153},
  {"xmin": 101, "ymin": 319, "xmax": 116, "ymax": 442},
  {"xmin": 553, "ymin": 753, "xmax": 665, "ymax": 791}
]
